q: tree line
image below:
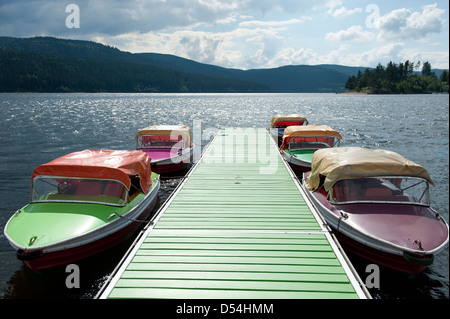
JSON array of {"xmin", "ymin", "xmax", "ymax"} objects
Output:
[
  {"xmin": 0, "ymin": 48, "xmax": 270, "ymax": 93},
  {"xmin": 345, "ymin": 60, "xmax": 449, "ymax": 94}
]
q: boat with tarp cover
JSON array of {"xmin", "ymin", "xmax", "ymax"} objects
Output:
[
  {"xmin": 270, "ymin": 114, "xmax": 308, "ymax": 145},
  {"xmin": 300, "ymin": 147, "xmax": 449, "ymax": 275},
  {"xmin": 280, "ymin": 125, "xmax": 342, "ymax": 174},
  {"xmin": 4, "ymin": 149, "xmax": 160, "ymax": 270},
  {"xmin": 135, "ymin": 125, "xmax": 194, "ymax": 173}
]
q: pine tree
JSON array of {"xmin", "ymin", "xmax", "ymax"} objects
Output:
[{"xmin": 422, "ymin": 61, "xmax": 432, "ymax": 76}]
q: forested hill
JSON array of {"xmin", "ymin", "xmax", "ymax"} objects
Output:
[
  {"xmin": 0, "ymin": 37, "xmax": 270, "ymax": 93},
  {"xmin": 134, "ymin": 53, "xmax": 368, "ymax": 93},
  {"xmin": 2, "ymin": 36, "xmax": 446, "ymax": 93},
  {"xmin": 0, "ymin": 36, "xmax": 368, "ymax": 93},
  {"xmin": 0, "ymin": 48, "xmax": 271, "ymax": 93}
]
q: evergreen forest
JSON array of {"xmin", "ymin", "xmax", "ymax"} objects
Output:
[
  {"xmin": 345, "ymin": 61, "xmax": 449, "ymax": 94},
  {"xmin": 0, "ymin": 47, "xmax": 270, "ymax": 93}
]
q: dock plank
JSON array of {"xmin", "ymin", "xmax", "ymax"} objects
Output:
[{"xmin": 98, "ymin": 128, "xmax": 369, "ymax": 299}]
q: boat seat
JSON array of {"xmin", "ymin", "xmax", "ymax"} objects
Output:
[
  {"xmin": 333, "ymin": 186, "xmax": 349, "ymax": 202},
  {"xmin": 75, "ymin": 181, "xmax": 101, "ymax": 196},
  {"xmin": 103, "ymin": 183, "xmax": 125, "ymax": 198},
  {"xmin": 364, "ymin": 188, "xmax": 392, "ymax": 199}
]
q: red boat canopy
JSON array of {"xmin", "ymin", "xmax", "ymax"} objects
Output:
[
  {"xmin": 31, "ymin": 150, "xmax": 152, "ymax": 194},
  {"xmin": 280, "ymin": 125, "xmax": 342, "ymax": 150},
  {"xmin": 270, "ymin": 114, "xmax": 308, "ymax": 128}
]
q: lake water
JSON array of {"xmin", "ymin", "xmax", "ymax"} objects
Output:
[{"xmin": 0, "ymin": 93, "xmax": 448, "ymax": 299}]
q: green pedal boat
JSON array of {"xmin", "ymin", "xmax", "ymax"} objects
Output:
[
  {"xmin": 4, "ymin": 149, "xmax": 160, "ymax": 270},
  {"xmin": 280, "ymin": 125, "xmax": 342, "ymax": 175}
]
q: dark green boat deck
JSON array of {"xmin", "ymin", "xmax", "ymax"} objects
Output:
[{"xmin": 98, "ymin": 128, "xmax": 369, "ymax": 299}]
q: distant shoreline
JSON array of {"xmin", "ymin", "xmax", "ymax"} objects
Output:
[
  {"xmin": 338, "ymin": 90, "xmax": 370, "ymax": 95},
  {"xmin": 339, "ymin": 89, "xmax": 448, "ymax": 95}
]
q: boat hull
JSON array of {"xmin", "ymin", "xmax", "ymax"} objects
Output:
[
  {"xmin": 7, "ymin": 180, "xmax": 160, "ymax": 271},
  {"xmin": 280, "ymin": 150, "xmax": 311, "ymax": 174},
  {"xmin": 333, "ymin": 231, "xmax": 430, "ymax": 275},
  {"xmin": 269, "ymin": 128, "xmax": 284, "ymax": 146},
  {"xmin": 142, "ymin": 147, "xmax": 194, "ymax": 174},
  {"xmin": 151, "ymin": 155, "xmax": 192, "ymax": 174},
  {"xmin": 300, "ymin": 174, "xmax": 449, "ymax": 275}
]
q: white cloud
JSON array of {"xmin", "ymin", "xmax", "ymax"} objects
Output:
[
  {"xmin": 326, "ymin": 25, "xmax": 376, "ymax": 42},
  {"xmin": 319, "ymin": 45, "xmax": 349, "ymax": 65},
  {"xmin": 287, "ymin": 43, "xmax": 406, "ymax": 67},
  {"xmin": 378, "ymin": 4, "xmax": 446, "ymax": 40},
  {"xmin": 332, "ymin": 6, "xmax": 363, "ymax": 19},
  {"xmin": 268, "ymin": 47, "xmax": 318, "ymax": 67},
  {"xmin": 400, "ymin": 49, "xmax": 450, "ymax": 69},
  {"xmin": 96, "ymin": 28, "xmax": 249, "ymax": 68},
  {"xmin": 197, "ymin": 0, "xmax": 239, "ymax": 11},
  {"xmin": 239, "ymin": 19, "xmax": 303, "ymax": 29},
  {"xmin": 99, "ymin": 30, "xmax": 223, "ymax": 64},
  {"xmin": 351, "ymin": 43, "xmax": 405, "ymax": 66},
  {"xmin": 0, "ymin": 0, "xmax": 243, "ymax": 36},
  {"xmin": 99, "ymin": 14, "xmax": 312, "ymax": 69},
  {"xmin": 242, "ymin": 0, "xmax": 336, "ymax": 15},
  {"xmin": 324, "ymin": 0, "xmax": 342, "ymax": 15},
  {"xmin": 1, "ymin": 0, "xmax": 448, "ymax": 70}
]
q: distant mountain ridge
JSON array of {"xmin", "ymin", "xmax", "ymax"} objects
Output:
[
  {"xmin": 134, "ymin": 52, "xmax": 370, "ymax": 92},
  {"xmin": 0, "ymin": 37, "xmax": 269, "ymax": 93},
  {"xmin": 1, "ymin": 36, "xmax": 445, "ymax": 93}
]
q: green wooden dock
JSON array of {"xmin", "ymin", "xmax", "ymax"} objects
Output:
[{"xmin": 98, "ymin": 128, "xmax": 370, "ymax": 299}]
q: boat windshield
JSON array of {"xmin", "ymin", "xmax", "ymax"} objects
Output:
[
  {"xmin": 136, "ymin": 134, "xmax": 186, "ymax": 149},
  {"xmin": 330, "ymin": 176, "xmax": 430, "ymax": 206},
  {"xmin": 288, "ymin": 136, "xmax": 340, "ymax": 150},
  {"xmin": 31, "ymin": 177, "xmax": 128, "ymax": 206}
]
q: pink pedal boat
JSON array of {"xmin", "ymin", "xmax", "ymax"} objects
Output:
[
  {"xmin": 301, "ymin": 147, "xmax": 449, "ymax": 275},
  {"xmin": 135, "ymin": 125, "xmax": 194, "ymax": 174}
]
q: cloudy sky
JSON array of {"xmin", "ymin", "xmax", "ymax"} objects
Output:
[{"xmin": 0, "ymin": 0, "xmax": 448, "ymax": 70}]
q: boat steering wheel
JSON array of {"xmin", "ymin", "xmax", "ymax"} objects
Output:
[{"xmin": 58, "ymin": 181, "xmax": 74, "ymax": 194}]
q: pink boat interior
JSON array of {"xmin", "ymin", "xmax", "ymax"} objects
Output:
[
  {"xmin": 141, "ymin": 148, "xmax": 182, "ymax": 161},
  {"xmin": 137, "ymin": 135, "xmax": 188, "ymax": 162}
]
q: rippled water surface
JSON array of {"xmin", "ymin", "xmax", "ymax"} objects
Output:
[{"xmin": 0, "ymin": 93, "xmax": 448, "ymax": 299}]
